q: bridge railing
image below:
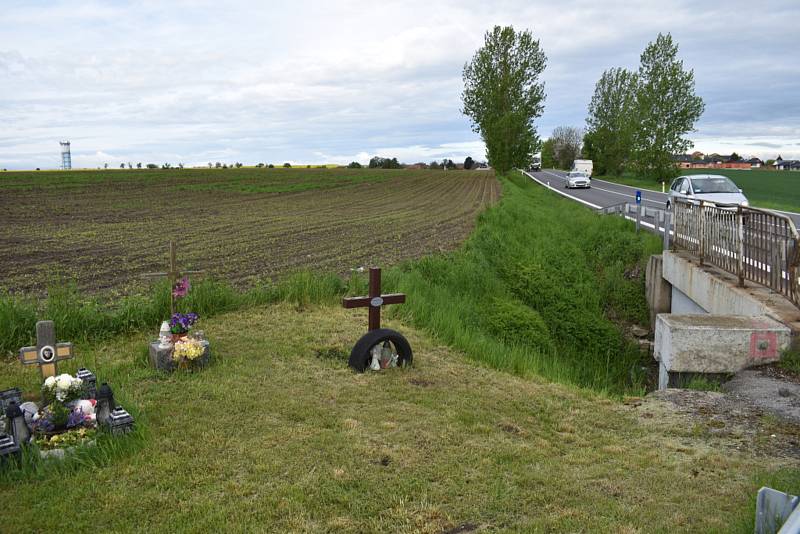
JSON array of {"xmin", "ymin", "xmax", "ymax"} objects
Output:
[{"xmin": 672, "ymin": 199, "xmax": 800, "ymax": 305}]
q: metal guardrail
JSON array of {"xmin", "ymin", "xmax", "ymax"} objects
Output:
[{"xmin": 672, "ymin": 199, "xmax": 800, "ymax": 305}]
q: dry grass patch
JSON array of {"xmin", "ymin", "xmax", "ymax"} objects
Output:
[{"xmin": 0, "ymin": 304, "xmax": 796, "ymax": 532}]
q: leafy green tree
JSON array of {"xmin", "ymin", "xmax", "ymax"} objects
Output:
[
  {"xmin": 463, "ymin": 156, "xmax": 474, "ymax": 170},
  {"xmin": 540, "ymin": 138, "xmax": 555, "ymax": 169},
  {"xmin": 585, "ymin": 67, "xmax": 638, "ymax": 176},
  {"xmin": 347, "ymin": 161, "xmax": 362, "ymax": 168},
  {"xmin": 551, "ymin": 126, "xmax": 583, "ymax": 170},
  {"xmin": 283, "ymin": 162, "xmax": 291, "ymax": 168},
  {"xmin": 429, "ymin": 160, "xmax": 442, "ymax": 170},
  {"xmin": 631, "ymin": 33, "xmax": 704, "ymax": 182},
  {"xmin": 462, "ymin": 26, "xmax": 547, "ymax": 174},
  {"xmin": 729, "ymin": 152, "xmax": 740, "ymax": 161}
]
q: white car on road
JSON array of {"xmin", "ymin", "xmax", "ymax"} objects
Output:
[
  {"xmin": 565, "ymin": 171, "xmax": 591, "ymax": 189},
  {"xmin": 666, "ymin": 174, "xmax": 749, "ymax": 209}
]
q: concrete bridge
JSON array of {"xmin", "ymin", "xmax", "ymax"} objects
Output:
[
  {"xmin": 522, "ymin": 169, "xmax": 800, "ymax": 388},
  {"xmin": 643, "ymin": 197, "xmax": 799, "ymax": 388}
]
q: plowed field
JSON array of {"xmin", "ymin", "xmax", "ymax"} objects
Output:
[{"xmin": 0, "ymin": 168, "xmax": 499, "ymax": 295}]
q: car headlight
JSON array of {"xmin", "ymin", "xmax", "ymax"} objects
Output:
[{"xmin": 741, "ymin": 200, "xmax": 749, "ymax": 207}]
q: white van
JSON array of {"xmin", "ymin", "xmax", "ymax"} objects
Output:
[{"xmin": 571, "ymin": 159, "xmax": 593, "ymax": 177}]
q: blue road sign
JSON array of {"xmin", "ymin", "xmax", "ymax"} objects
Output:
[{"xmin": 636, "ymin": 190, "xmax": 642, "ymax": 205}]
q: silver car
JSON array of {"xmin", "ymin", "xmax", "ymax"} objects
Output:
[
  {"xmin": 666, "ymin": 174, "xmax": 749, "ymax": 209},
  {"xmin": 565, "ymin": 171, "xmax": 591, "ymax": 189}
]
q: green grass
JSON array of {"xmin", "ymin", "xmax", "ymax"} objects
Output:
[
  {"xmin": 0, "ymin": 272, "xmax": 366, "ymax": 358},
  {"xmin": 778, "ymin": 349, "xmax": 800, "ymax": 375},
  {"xmin": 594, "ymin": 169, "xmax": 800, "ymax": 213},
  {"xmin": 388, "ymin": 171, "xmax": 662, "ymax": 395},
  {"xmin": 684, "ymin": 375, "xmax": 723, "ymax": 392},
  {"xmin": 1, "ymin": 304, "xmax": 796, "ymax": 532}
]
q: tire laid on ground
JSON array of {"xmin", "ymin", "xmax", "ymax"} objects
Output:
[{"xmin": 348, "ymin": 328, "xmax": 413, "ymax": 372}]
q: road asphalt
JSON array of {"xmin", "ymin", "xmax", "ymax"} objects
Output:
[{"xmin": 524, "ymin": 169, "xmax": 800, "ymax": 229}]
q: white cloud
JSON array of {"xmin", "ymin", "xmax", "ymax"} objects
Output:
[{"xmin": 0, "ymin": 0, "xmax": 798, "ymax": 169}]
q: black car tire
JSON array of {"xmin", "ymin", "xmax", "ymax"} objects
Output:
[{"xmin": 348, "ymin": 328, "xmax": 413, "ymax": 372}]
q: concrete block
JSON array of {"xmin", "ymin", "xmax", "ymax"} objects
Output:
[
  {"xmin": 645, "ymin": 255, "xmax": 673, "ymax": 328},
  {"xmin": 654, "ymin": 314, "xmax": 791, "ymax": 389}
]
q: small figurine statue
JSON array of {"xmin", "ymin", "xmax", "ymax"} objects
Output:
[
  {"xmin": 158, "ymin": 321, "xmax": 172, "ymax": 349},
  {"xmin": 380, "ymin": 341, "xmax": 395, "ymax": 369},
  {"xmin": 369, "ymin": 345, "xmax": 381, "ymax": 371}
]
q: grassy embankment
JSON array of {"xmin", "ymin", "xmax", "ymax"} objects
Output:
[
  {"xmin": 595, "ymin": 168, "xmax": 800, "ymax": 213},
  {"xmin": 1, "ymin": 172, "xmax": 797, "ymax": 531}
]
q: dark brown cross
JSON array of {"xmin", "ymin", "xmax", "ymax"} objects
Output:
[
  {"xmin": 342, "ymin": 267, "xmax": 405, "ymax": 331},
  {"xmin": 143, "ymin": 241, "xmax": 204, "ymax": 314},
  {"xmin": 19, "ymin": 321, "xmax": 74, "ymax": 380}
]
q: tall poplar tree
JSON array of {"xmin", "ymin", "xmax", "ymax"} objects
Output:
[
  {"xmin": 462, "ymin": 26, "xmax": 547, "ymax": 174},
  {"xmin": 631, "ymin": 33, "xmax": 704, "ymax": 182},
  {"xmin": 585, "ymin": 68, "xmax": 638, "ymax": 176}
]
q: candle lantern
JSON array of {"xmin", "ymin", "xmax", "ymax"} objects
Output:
[
  {"xmin": 96, "ymin": 383, "xmax": 115, "ymax": 426},
  {"xmin": 0, "ymin": 433, "xmax": 20, "ymax": 463},
  {"xmin": 5, "ymin": 401, "xmax": 30, "ymax": 446},
  {"xmin": 158, "ymin": 321, "xmax": 172, "ymax": 349},
  {"xmin": 75, "ymin": 368, "xmax": 97, "ymax": 399},
  {"xmin": 107, "ymin": 407, "xmax": 135, "ymax": 435},
  {"xmin": 0, "ymin": 388, "xmax": 22, "ymax": 413}
]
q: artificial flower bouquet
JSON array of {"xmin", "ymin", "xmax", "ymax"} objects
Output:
[
  {"xmin": 32, "ymin": 374, "xmax": 97, "ymax": 434},
  {"xmin": 172, "ymin": 338, "xmax": 206, "ymax": 368},
  {"xmin": 169, "ymin": 312, "xmax": 199, "ymax": 337}
]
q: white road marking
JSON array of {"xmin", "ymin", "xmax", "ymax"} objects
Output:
[
  {"xmin": 543, "ymin": 170, "xmax": 666, "ymax": 206},
  {"xmin": 527, "ymin": 171, "xmax": 601, "ymax": 209},
  {"xmin": 522, "ymin": 170, "xmax": 669, "ymax": 233}
]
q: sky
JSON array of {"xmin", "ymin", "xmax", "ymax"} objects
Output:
[{"xmin": 1, "ymin": 0, "xmax": 798, "ymax": 170}]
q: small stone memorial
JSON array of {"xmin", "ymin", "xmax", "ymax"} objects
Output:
[
  {"xmin": 2, "ymin": 320, "xmax": 137, "ymax": 464},
  {"xmin": 144, "ymin": 242, "xmax": 211, "ymax": 372},
  {"xmin": 342, "ymin": 267, "xmax": 413, "ymax": 372}
]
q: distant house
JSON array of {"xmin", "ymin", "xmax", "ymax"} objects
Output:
[
  {"xmin": 673, "ymin": 154, "xmax": 693, "ymax": 168},
  {"xmin": 746, "ymin": 157, "xmax": 763, "ymax": 168},
  {"xmin": 775, "ymin": 159, "xmax": 800, "ymax": 171},
  {"xmin": 675, "ymin": 153, "xmax": 751, "ymax": 169}
]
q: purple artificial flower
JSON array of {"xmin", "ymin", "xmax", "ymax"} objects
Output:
[
  {"xmin": 66, "ymin": 408, "xmax": 85, "ymax": 429},
  {"xmin": 169, "ymin": 312, "xmax": 199, "ymax": 333}
]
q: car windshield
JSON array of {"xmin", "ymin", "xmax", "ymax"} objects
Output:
[
  {"xmin": 689, "ymin": 176, "xmax": 740, "ymax": 194},
  {"xmin": 569, "ymin": 172, "xmax": 586, "ymax": 178}
]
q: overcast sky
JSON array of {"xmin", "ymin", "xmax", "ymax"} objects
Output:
[{"xmin": 1, "ymin": 0, "xmax": 798, "ymax": 170}]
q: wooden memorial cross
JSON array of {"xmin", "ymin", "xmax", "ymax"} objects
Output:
[
  {"xmin": 19, "ymin": 320, "xmax": 74, "ymax": 380},
  {"xmin": 342, "ymin": 267, "xmax": 405, "ymax": 331},
  {"xmin": 143, "ymin": 241, "xmax": 204, "ymax": 314}
]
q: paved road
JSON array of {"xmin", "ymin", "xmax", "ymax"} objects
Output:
[{"xmin": 524, "ymin": 169, "xmax": 800, "ymax": 228}]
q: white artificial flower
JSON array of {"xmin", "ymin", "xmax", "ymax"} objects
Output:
[
  {"xmin": 56, "ymin": 374, "xmax": 72, "ymax": 391},
  {"xmin": 44, "ymin": 376, "xmax": 56, "ymax": 388},
  {"xmin": 56, "ymin": 390, "xmax": 66, "ymax": 402}
]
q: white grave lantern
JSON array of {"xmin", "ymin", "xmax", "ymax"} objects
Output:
[{"xmin": 158, "ymin": 321, "xmax": 172, "ymax": 349}]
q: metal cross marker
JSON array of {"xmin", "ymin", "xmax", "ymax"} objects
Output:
[
  {"xmin": 143, "ymin": 241, "xmax": 204, "ymax": 314},
  {"xmin": 18, "ymin": 321, "xmax": 74, "ymax": 380},
  {"xmin": 342, "ymin": 268, "xmax": 405, "ymax": 331}
]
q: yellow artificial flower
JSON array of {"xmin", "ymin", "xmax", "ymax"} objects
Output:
[{"xmin": 172, "ymin": 338, "xmax": 205, "ymax": 362}]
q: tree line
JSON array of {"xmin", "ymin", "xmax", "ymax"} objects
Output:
[
  {"xmin": 583, "ymin": 33, "xmax": 704, "ymax": 182},
  {"xmin": 460, "ymin": 28, "xmax": 703, "ymax": 182}
]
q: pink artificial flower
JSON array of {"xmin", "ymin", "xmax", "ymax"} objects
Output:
[{"xmin": 172, "ymin": 277, "xmax": 191, "ymax": 298}]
